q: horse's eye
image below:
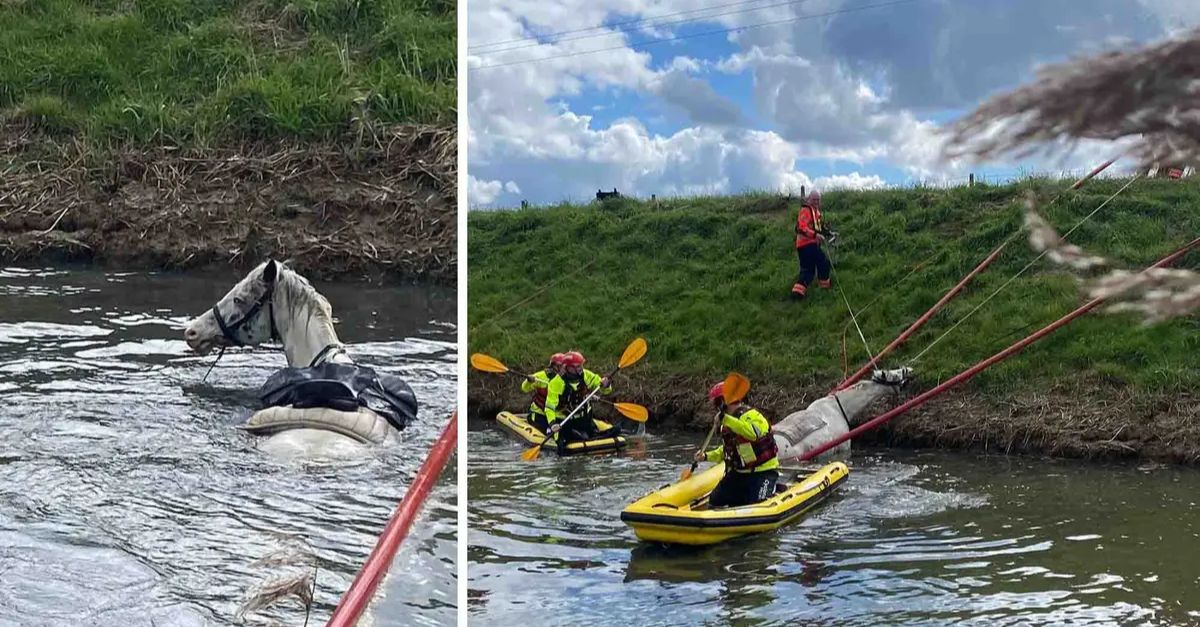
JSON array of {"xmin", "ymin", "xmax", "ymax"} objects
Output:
[{"xmin": 233, "ymin": 296, "xmax": 245, "ymax": 306}]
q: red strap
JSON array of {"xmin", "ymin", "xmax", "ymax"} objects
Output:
[{"xmin": 327, "ymin": 411, "xmax": 458, "ymax": 626}]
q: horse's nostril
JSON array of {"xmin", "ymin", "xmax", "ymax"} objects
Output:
[{"xmin": 185, "ymin": 328, "xmax": 197, "ymax": 339}]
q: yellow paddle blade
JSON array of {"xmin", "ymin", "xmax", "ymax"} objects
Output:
[
  {"xmin": 520, "ymin": 443, "xmax": 543, "ymax": 461},
  {"xmin": 470, "ymin": 353, "xmax": 509, "ymax": 374},
  {"xmin": 723, "ymin": 372, "xmax": 750, "ymax": 404},
  {"xmin": 613, "ymin": 402, "xmax": 649, "ymax": 422},
  {"xmin": 680, "ymin": 466, "xmax": 694, "ymax": 481},
  {"xmin": 618, "ymin": 337, "xmax": 648, "ymax": 369}
]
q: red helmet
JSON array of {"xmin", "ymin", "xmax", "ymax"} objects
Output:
[
  {"xmin": 708, "ymin": 381, "xmax": 725, "ymax": 404},
  {"xmin": 562, "ymin": 351, "xmax": 585, "ymax": 368},
  {"xmin": 549, "ymin": 352, "xmax": 566, "ymax": 366}
]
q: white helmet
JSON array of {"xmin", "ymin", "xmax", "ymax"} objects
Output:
[{"xmin": 806, "ymin": 189, "xmax": 821, "ymax": 205}]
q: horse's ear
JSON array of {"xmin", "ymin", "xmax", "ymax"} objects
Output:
[{"xmin": 262, "ymin": 259, "xmax": 278, "ymax": 284}]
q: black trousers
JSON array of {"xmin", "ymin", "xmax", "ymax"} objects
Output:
[
  {"xmin": 796, "ymin": 244, "xmax": 831, "ymax": 287},
  {"xmin": 529, "ymin": 411, "xmax": 549, "ymax": 434},
  {"xmin": 709, "ymin": 469, "xmax": 779, "ymax": 507}
]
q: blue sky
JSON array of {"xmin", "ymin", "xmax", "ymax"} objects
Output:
[{"xmin": 467, "ymin": 0, "xmax": 1200, "ymax": 208}]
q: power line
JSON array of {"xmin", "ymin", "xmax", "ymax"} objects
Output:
[
  {"xmin": 469, "ymin": 0, "xmax": 923, "ymax": 72},
  {"xmin": 471, "ymin": 0, "xmax": 783, "ymax": 49},
  {"xmin": 475, "ymin": 0, "xmax": 820, "ymax": 55},
  {"xmin": 471, "ymin": 0, "xmax": 820, "ymax": 54}
]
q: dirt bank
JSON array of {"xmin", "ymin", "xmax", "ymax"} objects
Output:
[
  {"xmin": 468, "ymin": 373, "xmax": 1200, "ymax": 464},
  {"xmin": 0, "ymin": 124, "xmax": 455, "ymax": 282}
]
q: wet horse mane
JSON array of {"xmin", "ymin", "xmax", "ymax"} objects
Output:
[
  {"xmin": 275, "ymin": 265, "xmax": 334, "ymax": 330},
  {"xmin": 269, "ymin": 263, "xmax": 343, "ymax": 366}
]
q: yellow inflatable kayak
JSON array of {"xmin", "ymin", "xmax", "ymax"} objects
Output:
[
  {"xmin": 496, "ymin": 411, "xmax": 628, "ymax": 456},
  {"xmin": 620, "ymin": 461, "xmax": 848, "ymax": 545}
]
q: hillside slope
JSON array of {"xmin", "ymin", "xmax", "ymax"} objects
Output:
[
  {"xmin": 0, "ymin": 0, "xmax": 454, "ymax": 142},
  {"xmin": 468, "ymin": 179, "xmax": 1200, "ymax": 461},
  {"xmin": 0, "ymin": 0, "xmax": 456, "ymax": 280}
]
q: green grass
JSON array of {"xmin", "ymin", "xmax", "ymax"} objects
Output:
[
  {"xmin": 468, "ymin": 178, "xmax": 1200, "ymax": 394},
  {"xmin": 0, "ymin": 0, "xmax": 454, "ymax": 143}
]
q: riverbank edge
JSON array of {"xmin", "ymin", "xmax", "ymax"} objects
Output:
[
  {"xmin": 468, "ymin": 373, "xmax": 1200, "ymax": 464},
  {"xmin": 0, "ymin": 124, "xmax": 455, "ymax": 283}
]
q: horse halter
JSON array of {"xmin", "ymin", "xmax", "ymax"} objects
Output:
[{"xmin": 211, "ymin": 277, "xmax": 280, "ymax": 347}]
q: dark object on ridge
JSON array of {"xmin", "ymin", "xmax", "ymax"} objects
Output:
[
  {"xmin": 258, "ymin": 362, "xmax": 418, "ymax": 431},
  {"xmin": 596, "ymin": 188, "xmax": 621, "ymax": 200}
]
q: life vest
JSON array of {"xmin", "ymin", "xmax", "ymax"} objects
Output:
[
  {"xmin": 531, "ymin": 387, "xmax": 548, "ymax": 411},
  {"xmin": 528, "ymin": 370, "xmax": 554, "ymax": 414},
  {"xmin": 720, "ymin": 406, "xmax": 779, "ymax": 472},
  {"xmin": 558, "ymin": 375, "xmax": 591, "ymax": 416},
  {"xmin": 795, "ymin": 204, "xmax": 824, "ymax": 249}
]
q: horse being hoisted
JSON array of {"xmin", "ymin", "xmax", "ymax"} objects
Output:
[
  {"xmin": 183, "ymin": 259, "xmax": 417, "ymax": 458},
  {"xmin": 772, "ymin": 367, "xmax": 914, "ymax": 462}
]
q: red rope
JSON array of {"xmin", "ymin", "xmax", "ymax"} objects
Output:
[
  {"xmin": 831, "ymin": 156, "xmax": 1122, "ymax": 393},
  {"xmin": 327, "ymin": 410, "xmax": 459, "ymax": 627},
  {"xmin": 800, "ymin": 237, "xmax": 1200, "ymax": 462},
  {"xmin": 1071, "ymin": 157, "xmax": 1118, "ymax": 189},
  {"xmin": 832, "ymin": 239, "xmax": 1010, "ymax": 392}
]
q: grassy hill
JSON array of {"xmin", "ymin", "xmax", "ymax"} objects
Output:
[
  {"xmin": 0, "ymin": 0, "xmax": 456, "ymax": 280},
  {"xmin": 469, "ymin": 178, "xmax": 1199, "ymax": 401},
  {"xmin": 0, "ymin": 0, "xmax": 454, "ymax": 143}
]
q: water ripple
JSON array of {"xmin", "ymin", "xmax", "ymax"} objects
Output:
[
  {"xmin": 0, "ymin": 267, "xmax": 456, "ymax": 626},
  {"xmin": 469, "ymin": 420, "xmax": 1200, "ymax": 626}
]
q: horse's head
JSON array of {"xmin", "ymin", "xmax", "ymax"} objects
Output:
[{"xmin": 184, "ymin": 260, "xmax": 281, "ymax": 355}]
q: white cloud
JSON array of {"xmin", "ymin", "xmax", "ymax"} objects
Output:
[
  {"xmin": 716, "ymin": 48, "xmax": 812, "ymax": 74},
  {"xmin": 468, "ymin": 176, "xmax": 520, "ymax": 206},
  {"xmin": 469, "ymin": 0, "xmax": 1200, "ymax": 208},
  {"xmin": 667, "ymin": 56, "xmax": 703, "ymax": 74},
  {"xmin": 1137, "ymin": 0, "xmax": 1200, "ymax": 33},
  {"xmin": 814, "ymin": 173, "xmax": 887, "ymax": 191},
  {"xmin": 650, "ymin": 70, "xmax": 743, "ymax": 126}
]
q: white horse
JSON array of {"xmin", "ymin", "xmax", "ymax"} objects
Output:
[
  {"xmin": 184, "ymin": 259, "xmax": 411, "ymax": 459},
  {"xmin": 772, "ymin": 367, "xmax": 914, "ymax": 462}
]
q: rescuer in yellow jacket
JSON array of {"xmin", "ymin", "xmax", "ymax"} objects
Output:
[
  {"xmin": 545, "ymin": 351, "xmax": 616, "ymax": 445},
  {"xmin": 695, "ymin": 381, "xmax": 780, "ymax": 507},
  {"xmin": 521, "ymin": 352, "xmax": 566, "ymax": 433}
]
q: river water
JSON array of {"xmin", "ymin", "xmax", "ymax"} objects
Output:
[
  {"xmin": 0, "ymin": 266, "xmax": 457, "ymax": 626},
  {"xmin": 468, "ymin": 417, "xmax": 1200, "ymax": 626}
]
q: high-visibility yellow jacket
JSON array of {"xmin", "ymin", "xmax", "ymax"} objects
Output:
[
  {"xmin": 705, "ymin": 405, "xmax": 780, "ymax": 473},
  {"xmin": 544, "ymin": 369, "xmax": 611, "ymax": 425},
  {"xmin": 521, "ymin": 370, "xmax": 553, "ymax": 415}
]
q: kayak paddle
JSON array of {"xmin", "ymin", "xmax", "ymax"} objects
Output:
[
  {"xmin": 470, "ymin": 352, "xmax": 533, "ymax": 380},
  {"xmin": 600, "ymin": 399, "xmax": 650, "ymax": 422},
  {"xmin": 521, "ymin": 337, "xmax": 648, "ymax": 462},
  {"xmin": 680, "ymin": 372, "xmax": 750, "ymax": 480},
  {"xmin": 472, "ymin": 351, "xmax": 648, "ymax": 422}
]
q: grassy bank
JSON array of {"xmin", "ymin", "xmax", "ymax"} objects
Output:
[
  {"xmin": 0, "ymin": 0, "xmax": 454, "ymax": 143},
  {"xmin": 468, "ymin": 179, "xmax": 1200, "ymax": 460},
  {"xmin": 0, "ymin": 1, "xmax": 456, "ymax": 280}
]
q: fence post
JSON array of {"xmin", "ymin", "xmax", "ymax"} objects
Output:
[{"xmin": 968, "ymin": 173, "xmax": 974, "ymax": 187}]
